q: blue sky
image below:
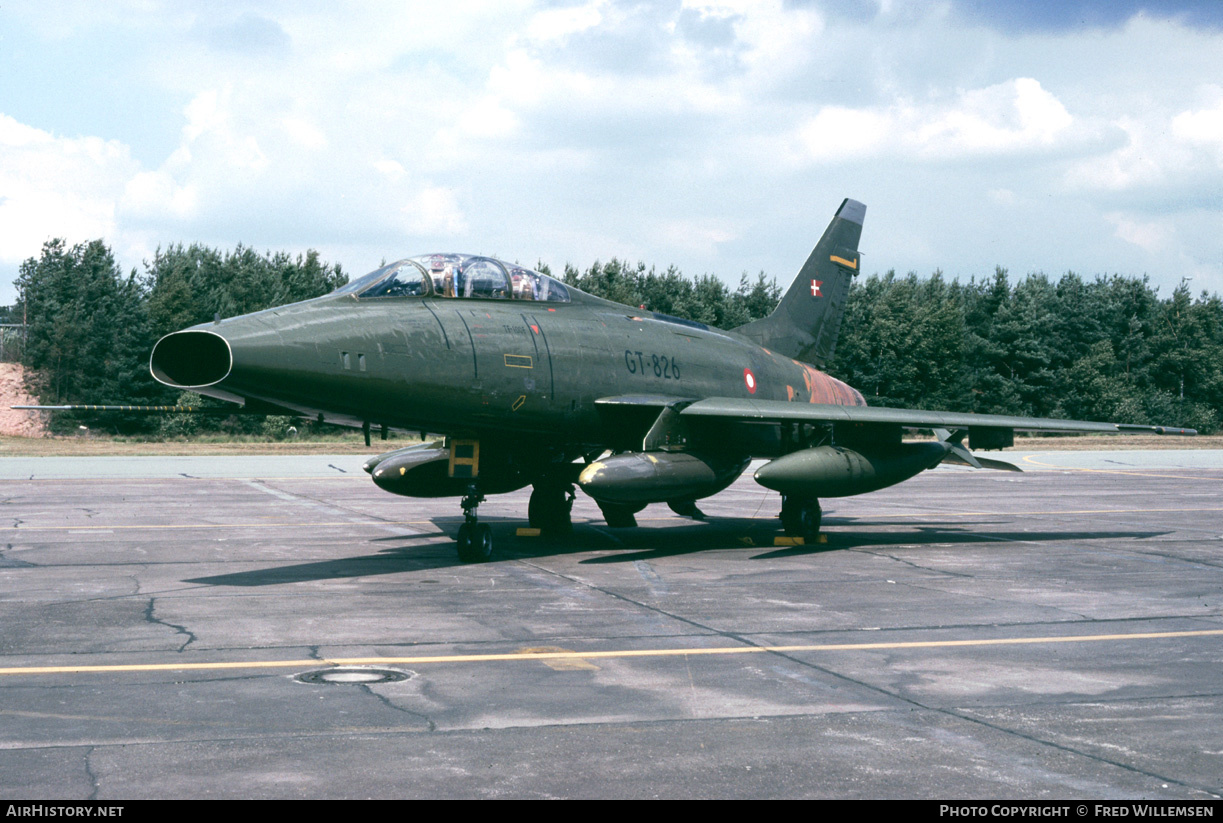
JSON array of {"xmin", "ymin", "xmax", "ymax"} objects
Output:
[{"xmin": 2, "ymin": 1, "xmax": 1222, "ymax": 307}]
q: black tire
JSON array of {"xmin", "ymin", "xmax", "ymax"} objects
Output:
[
  {"xmin": 529, "ymin": 486, "xmax": 573, "ymax": 535},
  {"xmin": 527, "ymin": 489, "xmax": 545, "ymax": 528},
  {"xmin": 781, "ymin": 495, "xmax": 821, "ymax": 541},
  {"xmin": 457, "ymin": 523, "xmax": 493, "ymax": 563},
  {"xmin": 780, "ymin": 495, "xmax": 802, "ymax": 535},
  {"xmin": 798, "ymin": 500, "xmax": 822, "ymax": 542}
]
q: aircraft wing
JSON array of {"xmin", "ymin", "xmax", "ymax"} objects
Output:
[{"xmin": 677, "ymin": 397, "xmax": 1197, "ymax": 437}]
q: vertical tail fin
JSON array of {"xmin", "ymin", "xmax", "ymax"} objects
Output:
[{"xmin": 732, "ymin": 198, "xmax": 864, "ymax": 367}]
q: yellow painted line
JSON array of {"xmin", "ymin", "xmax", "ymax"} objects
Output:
[
  {"xmin": 13, "ymin": 506, "xmax": 1223, "ymax": 533},
  {"xmin": 2, "ymin": 629, "xmax": 1220, "ymax": 677},
  {"xmin": 723, "ymin": 506, "xmax": 1223, "ymax": 521},
  {"xmin": 852, "ymin": 506, "xmax": 1223, "ymax": 519},
  {"xmin": 2, "ymin": 476, "xmax": 368, "ymax": 483},
  {"xmin": 13, "ymin": 520, "xmax": 441, "ymax": 533},
  {"xmin": 1020, "ymin": 453, "xmax": 1215, "ymax": 480},
  {"xmin": 829, "ymin": 254, "xmax": 858, "ymax": 270}
]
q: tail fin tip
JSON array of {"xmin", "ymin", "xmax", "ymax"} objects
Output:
[{"xmin": 837, "ymin": 198, "xmax": 866, "ymax": 226}]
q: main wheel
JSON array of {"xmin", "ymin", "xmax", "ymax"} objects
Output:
[
  {"xmin": 457, "ymin": 523, "xmax": 494, "ymax": 563},
  {"xmin": 781, "ymin": 495, "xmax": 821, "ymax": 542},
  {"xmin": 528, "ymin": 486, "xmax": 573, "ymax": 536},
  {"xmin": 797, "ymin": 500, "xmax": 821, "ymax": 542}
]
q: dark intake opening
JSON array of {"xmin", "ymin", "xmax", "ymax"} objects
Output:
[{"xmin": 150, "ymin": 331, "xmax": 232, "ymax": 387}]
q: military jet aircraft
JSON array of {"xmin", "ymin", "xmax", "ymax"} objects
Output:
[{"xmin": 29, "ymin": 199, "xmax": 1195, "ymax": 561}]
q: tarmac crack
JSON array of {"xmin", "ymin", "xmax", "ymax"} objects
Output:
[
  {"xmin": 356, "ymin": 683, "xmax": 436, "ymax": 732},
  {"xmin": 84, "ymin": 745, "xmax": 99, "ymax": 801},
  {"xmin": 143, "ymin": 597, "xmax": 196, "ymax": 652},
  {"xmin": 851, "ymin": 548, "xmax": 974, "ymax": 578}
]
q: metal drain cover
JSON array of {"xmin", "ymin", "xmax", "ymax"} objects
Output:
[{"xmin": 295, "ymin": 667, "xmax": 409, "ymax": 685}]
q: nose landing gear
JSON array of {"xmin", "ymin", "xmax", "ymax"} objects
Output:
[{"xmin": 456, "ymin": 485, "xmax": 492, "ymax": 563}]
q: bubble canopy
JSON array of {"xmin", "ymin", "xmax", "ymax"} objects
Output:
[{"xmin": 334, "ymin": 254, "xmax": 570, "ymax": 303}]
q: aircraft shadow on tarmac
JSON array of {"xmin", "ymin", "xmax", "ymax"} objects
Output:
[{"xmin": 182, "ymin": 516, "xmax": 1167, "ymax": 586}]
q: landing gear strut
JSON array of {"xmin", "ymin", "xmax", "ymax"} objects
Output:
[
  {"xmin": 780, "ymin": 495, "xmax": 822, "ymax": 542},
  {"xmin": 528, "ymin": 484, "xmax": 575, "ymax": 536},
  {"xmin": 456, "ymin": 485, "xmax": 492, "ymax": 563}
]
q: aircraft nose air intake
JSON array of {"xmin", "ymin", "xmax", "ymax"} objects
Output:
[{"xmin": 150, "ymin": 330, "xmax": 233, "ymax": 387}]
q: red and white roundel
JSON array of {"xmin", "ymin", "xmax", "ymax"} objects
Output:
[{"xmin": 743, "ymin": 367, "xmax": 757, "ymax": 394}]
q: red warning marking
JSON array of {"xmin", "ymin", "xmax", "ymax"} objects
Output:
[
  {"xmin": 530, "ymin": 324, "xmax": 540, "ymax": 334},
  {"xmin": 744, "ymin": 367, "xmax": 757, "ymax": 394}
]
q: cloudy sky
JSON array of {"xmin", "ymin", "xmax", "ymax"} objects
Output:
[{"xmin": 2, "ymin": 1, "xmax": 1221, "ymax": 307}]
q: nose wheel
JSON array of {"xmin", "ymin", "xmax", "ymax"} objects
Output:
[{"xmin": 456, "ymin": 486, "xmax": 492, "ymax": 563}]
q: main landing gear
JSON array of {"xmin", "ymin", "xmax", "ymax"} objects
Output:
[
  {"xmin": 456, "ymin": 483, "xmax": 577, "ymax": 563},
  {"xmin": 528, "ymin": 484, "xmax": 575, "ymax": 536},
  {"xmin": 456, "ymin": 485, "xmax": 492, "ymax": 563},
  {"xmin": 780, "ymin": 494, "xmax": 822, "ymax": 543}
]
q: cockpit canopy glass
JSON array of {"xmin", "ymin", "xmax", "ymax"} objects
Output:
[{"xmin": 335, "ymin": 254, "xmax": 570, "ymax": 303}]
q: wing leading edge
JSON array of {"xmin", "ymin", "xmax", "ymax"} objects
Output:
[{"xmin": 678, "ymin": 397, "xmax": 1197, "ymax": 437}]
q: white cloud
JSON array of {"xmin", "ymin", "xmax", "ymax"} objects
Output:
[
  {"xmin": 120, "ymin": 171, "xmax": 197, "ymax": 221},
  {"xmin": 1106, "ymin": 212, "xmax": 1171, "ymax": 253},
  {"xmin": 796, "ymin": 78, "xmax": 1077, "ymax": 164},
  {"xmin": 656, "ymin": 218, "xmax": 739, "ymax": 257},
  {"xmin": 798, "ymin": 106, "xmax": 892, "ymax": 162},
  {"xmin": 1171, "ymin": 94, "xmax": 1223, "ymax": 164},
  {"xmin": 400, "ymin": 186, "xmax": 468, "ymax": 237},
  {"xmin": 281, "ymin": 116, "xmax": 328, "ymax": 151},
  {"xmin": 0, "ymin": 114, "xmax": 137, "ymax": 266},
  {"xmin": 373, "ymin": 159, "xmax": 406, "ymax": 178},
  {"xmin": 916, "ymin": 78, "xmax": 1073, "ymax": 155},
  {"xmin": 1063, "ymin": 93, "xmax": 1223, "ymax": 199},
  {"xmin": 3, "ymin": 2, "xmax": 1222, "ymax": 306},
  {"xmin": 524, "ymin": 0, "xmax": 604, "ymax": 42}
]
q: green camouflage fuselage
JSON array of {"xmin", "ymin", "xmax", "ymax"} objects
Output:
[{"xmin": 177, "ymin": 288, "xmax": 865, "ymax": 452}]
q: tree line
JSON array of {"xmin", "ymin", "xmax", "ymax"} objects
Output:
[
  {"xmin": 10, "ymin": 239, "xmax": 1221, "ymax": 435},
  {"xmin": 560, "ymin": 260, "xmax": 1221, "ymax": 434},
  {"xmin": 14, "ymin": 239, "xmax": 345, "ymax": 434}
]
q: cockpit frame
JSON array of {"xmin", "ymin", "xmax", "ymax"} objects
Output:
[{"xmin": 335, "ymin": 254, "xmax": 570, "ymax": 303}]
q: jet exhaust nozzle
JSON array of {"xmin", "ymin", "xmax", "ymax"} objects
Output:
[{"xmin": 150, "ymin": 330, "xmax": 233, "ymax": 388}]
